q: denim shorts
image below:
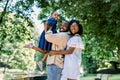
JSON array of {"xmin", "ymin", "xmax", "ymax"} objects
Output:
[{"xmin": 46, "ymin": 64, "xmax": 63, "ymax": 80}]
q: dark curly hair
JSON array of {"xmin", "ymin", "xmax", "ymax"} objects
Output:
[{"xmin": 69, "ymin": 20, "xmax": 83, "ymax": 36}]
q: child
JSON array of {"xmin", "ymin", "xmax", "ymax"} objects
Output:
[
  {"xmin": 38, "ymin": 11, "xmax": 59, "ymax": 51},
  {"xmin": 38, "ymin": 11, "xmax": 59, "ymax": 70},
  {"xmin": 24, "ymin": 11, "xmax": 59, "ymax": 71}
]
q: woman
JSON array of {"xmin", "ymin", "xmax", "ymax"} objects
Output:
[{"xmin": 49, "ymin": 20, "xmax": 84, "ymax": 80}]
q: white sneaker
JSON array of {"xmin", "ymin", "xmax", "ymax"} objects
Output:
[{"xmin": 37, "ymin": 61, "xmax": 43, "ymax": 71}]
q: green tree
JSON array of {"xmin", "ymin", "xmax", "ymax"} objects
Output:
[
  {"xmin": 1, "ymin": 0, "xmax": 120, "ymax": 73},
  {"xmin": 38, "ymin": 0, "xmax": 120, "ymax": 52},
  {"xmin": 0, "ymin": 12, "xmax": 38, "ymax": 73},
  {"xmin": 36, "ymin": 0, "xmax": 120, "ymax": 72}
]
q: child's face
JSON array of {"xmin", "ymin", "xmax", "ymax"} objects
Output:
[{"xmin": 51, "ymin": 11, "xmax": 59, "ymax": 21}]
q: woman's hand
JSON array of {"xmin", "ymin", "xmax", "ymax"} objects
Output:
[{"xmin": 49, "ymin": 51, "xmax": 56, "ymax": 56}]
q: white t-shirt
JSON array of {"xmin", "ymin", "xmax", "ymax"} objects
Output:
[{"xmin": 61, "ymin": 35, "xmax": 84, "ymax": 80}]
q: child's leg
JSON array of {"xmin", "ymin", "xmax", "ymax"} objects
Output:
[
  {"xmin": 41, "ymin": 54, "xmax": 48, "ymax": 62},
  {"xmin": 38, "ymin": 54, "xmax": 48, "ymax": 71}
]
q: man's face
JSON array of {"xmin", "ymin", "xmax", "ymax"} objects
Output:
[{"xmin": 59, "ymin": 22, "xmax": 68, "ymax": 32}]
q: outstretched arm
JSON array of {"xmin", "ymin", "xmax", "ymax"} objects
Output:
[
  {"xmin": 49, "ymin": 47, "xmax": 75, "ymax": 56},
  {"xmin": 32, "ymin": 46, "xmax": 47, "ymax": 54},
  {"xmin": 24, "ymin": 43, "xmax": 47, "ymax": 54}
]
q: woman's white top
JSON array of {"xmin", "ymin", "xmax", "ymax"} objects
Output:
[{"xmin": 61, "ymin": 35, "xmax": 84, "ymax": 80}]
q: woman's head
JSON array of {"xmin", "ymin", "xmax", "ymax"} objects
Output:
[
  {"xmin": 69, "ymin": 20, "xmax": 83, "ymax": 36},
  {"xmin": 51, "ymin": 11, "xmax": 59, "ymax": 21}
]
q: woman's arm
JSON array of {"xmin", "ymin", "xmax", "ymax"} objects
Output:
[
  {"xmin": 49, "ymin": 47, "xmax": 75, "ymax": 56},
  {"xmin": 23, "ymin": 43, "xmax": 47, "ymax": 54},
  {"xmin": 32, "ymin": 46, "xmax": 47, "ymax": 54}
]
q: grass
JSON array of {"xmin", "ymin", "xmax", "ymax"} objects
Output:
[
  {"xmin": 1, "ymin": 68, "xmax": 120, "ymax": 80},
  {"xmin": 80, "ymin": 74, "xmax": 120, "ymax": 80},
  {"xmin": 1, "ymin": 73, "xmax": 120, "ymax": 80}
]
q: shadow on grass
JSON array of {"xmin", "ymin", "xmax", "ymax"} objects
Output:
[{"xmin": 97, "ymin": 69, "xmax": 120, "ymax": 74}]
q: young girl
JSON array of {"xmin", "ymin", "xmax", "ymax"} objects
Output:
[
  {"xmin": 38, "ymin": 11, "xmax": 59, "ymax": 51},
  {"xmin": 37, "ymin": 11, "xmax": 59, "ymax": 70},
  {"xmin": 49, "ymin": 20, "xmax": 84, "ymax": 80},
  {"xmin": 24, "ymin": 11, "xmax": 59, "ymax": 71}
]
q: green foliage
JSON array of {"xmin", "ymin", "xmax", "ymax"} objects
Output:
[
  {"xmin": 36, "ymin": 0, "xmax": 120, "ymax": 72},
  {"xmin": 1, "ymin": 0, "xmax": 120, "ymax": 73},
  {"xmin": 82, "ymin": 54, "xmax": 98, "ymax": 73},
  {"xmin": 37, "ymin": 1, "xmax": 120, "ymax": 51},
  {"xmin": 0, "ymin": 12, "xmax": 37, "ymax": 70},
  {"xmin": 82, "ymin": 33, "xmax": 118, "ymax": 73}
]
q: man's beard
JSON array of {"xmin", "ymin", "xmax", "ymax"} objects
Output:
[{"xmin": 59, "ymin": 29, "xmax": 67, "ymax": 32}]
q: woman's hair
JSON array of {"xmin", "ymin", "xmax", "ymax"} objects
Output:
[{"xmin": 69, "ymin": 20, "xmax": 83, "ymax": 36}]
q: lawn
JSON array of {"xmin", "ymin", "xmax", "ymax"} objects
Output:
[
  {"xmin": 80, "ymin": 74, "xmax": 120, "ymax": 80},
  {"xmin": 0, "ymin": 68, "xmax": 120, "ymax": 80},
  {"xmin": 1, "ymin": 73, "xmax": 120, "ymax": 80}
]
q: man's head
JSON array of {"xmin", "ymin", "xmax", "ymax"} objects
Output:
[{"xmin": 59, "ymin": 22, "xmax": 69, "ymax": 32}]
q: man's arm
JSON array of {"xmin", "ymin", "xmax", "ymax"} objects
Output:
[{"xmin": 45, "ymin": 32, "xmax": 69, "ymax": 45}]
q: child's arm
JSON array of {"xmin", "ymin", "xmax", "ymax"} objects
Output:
[
  {"xmin": 44, "ymin": 22, "xmax": 52, "ymax": 33},
  {"xmin": 44, "ymin": 23, "xmax": 48, "ymax": 32}
]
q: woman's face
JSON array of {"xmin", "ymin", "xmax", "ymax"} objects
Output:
[{"xmin": 70, "ymin": 22, "xmax": 79, "ymax": 35}]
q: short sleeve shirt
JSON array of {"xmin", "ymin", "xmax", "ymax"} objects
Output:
[{"xmin": 61, "ymin": 35, "xmax": 84, "ymax": 79}]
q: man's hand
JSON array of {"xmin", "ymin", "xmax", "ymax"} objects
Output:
[{"xmin": 23, "ymin": 43, "xmax": 33, "ymax": 48}]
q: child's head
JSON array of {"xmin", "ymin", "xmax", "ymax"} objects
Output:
[{"xmin": 51, "ymin": 11, "xmax": 59, "ymax": 21}]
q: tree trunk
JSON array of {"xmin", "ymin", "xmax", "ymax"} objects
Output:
[
  {"xmin": 117, "ymin": 44, "xmax": 120, "ymax": 62},
  {"xmin": 0, "ymin": 0, "xmax": 10, "ymax": 23},
  {"xmin": 3, "ymin": 55, "xmax": 10, "ymax": 74}
]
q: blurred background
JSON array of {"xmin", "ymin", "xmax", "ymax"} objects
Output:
[{"xmin": 0, "ymin": 0, "xmax": 120, "ymax": 80}]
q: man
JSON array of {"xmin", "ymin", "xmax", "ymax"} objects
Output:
[
  {"xmin": 24, "ymin": 21, "xmax": 70, "ymax": 80},
  {"xmin": 45, "ymin": 21, "xmax": 70, "ymax": 80}
]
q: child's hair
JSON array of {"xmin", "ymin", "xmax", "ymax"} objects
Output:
[
  {"xmin": 50, "ymin": 11, "xmax": 59, "ymax": 21},
  {"xmin": 50, "ymin": 10, "xmax": 58, "ymax": 16}
]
